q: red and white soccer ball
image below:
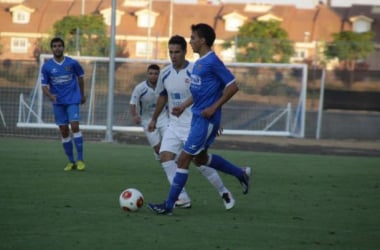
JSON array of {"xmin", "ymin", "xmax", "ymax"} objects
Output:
[{"xmin": 119, "ymin": 188, "xmax": 144, "ymax": 212}]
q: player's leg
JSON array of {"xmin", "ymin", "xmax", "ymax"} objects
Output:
[
  {"xmin": 148, "ymin": 151, "xmax": 192, "ymax": 214},
  {"xmin": 159, "ymin": 126, "xmax": 191, "ymax": 207},
  {"xmin": 204, "ymin": 153, "xmax": 251, "ymax": 194},
  {"xmin": 193, "ymin": 116, "xmax": 251, "ymax": 194},
  {"xmin": 144, "ymin": 127, "xmax": 162, "ymax": 161},
  {"xmin": 166, "ymin": 151, "xmax": 192, "ymax": 208},
  {"xmin": 197, "ymin": 160, "xmax": 235, "ymax": 210},
  {"xmin": 68, "ymin": 104, "xmax": 85, "ymax": 170},
  {"xmin": 54, "ymin": 105, "xmax": 75, "ymax": 171}
]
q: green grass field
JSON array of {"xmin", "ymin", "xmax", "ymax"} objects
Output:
[{"xmin": 0, "ymin": 137, "xmax": 379, "ymax": 250}]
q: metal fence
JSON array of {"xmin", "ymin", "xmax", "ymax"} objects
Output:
[{"xmin": 1, "ymin": 59, "xmax": 380, "ymax": 141}]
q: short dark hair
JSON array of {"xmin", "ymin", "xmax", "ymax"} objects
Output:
[
  {"xmin": 191, "ymin": 23, "xmax": 215, "ymax": 47},
  {"xmin": 168, "ymin": 35, "xmax": 187, "ymax": 52},
  {"xmin": 147, "ymin": 64, "xmax": 160, "ymax": 71},
  {"xmin": 50, "ymin": 37, "xmax": 65, "ymax": 48}
]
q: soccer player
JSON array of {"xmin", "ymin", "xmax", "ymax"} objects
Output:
[
  {"xmin": 130, "ymin": 64, "xmax": 192, "ymax": 207},
  {"xmin": 148, "ymin": 24, "xmax": 251, "ymax": 215},
  {"xmin": 41, "ymin": 37, "xmax": 86, "ymax": 171},
  {"xmin": 129, "ymin": 64, "xmax": 166, "ymax": 160},
  {"xmin": 148, "ymin": 35, "xmax": 236, "ymax": 210}
]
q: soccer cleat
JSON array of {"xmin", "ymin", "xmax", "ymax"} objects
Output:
[
  {"xmin": 239, "ymin": 167, "xmax": 251, "ymax": 195},
  {"xmin": 76, "ymin": 160, "xmax": 86, "ymax": 171},
  {"xmin": 64, "ymin": 162, "xmax": 76, "ymax": 171},
  {"xmin": 147, "ymin": 201, "xmax": 173, "ymax": 215},
  {"xmin": 175, "ymin": 199, "xmax": 192, "ymax": 209},
  {"xmin": 221, "ymin": 192, "xmax": 235, "ymax": 210}
]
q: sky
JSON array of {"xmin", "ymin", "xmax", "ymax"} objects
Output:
[{"xmin": 175, "ymin": 0, "xmax": 380, "ymax": 9}]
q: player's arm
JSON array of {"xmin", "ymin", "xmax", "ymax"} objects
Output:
[
  {"xmin": 73, "ymin": 60, "xmax": 86, "ymax": 104},
  {"xmin": 129, "ymin": 104, "xmax": 141, "ymax": 125},
  {"xmin": 148, "ymin": 94, "xmax": 168, "ymax": 132},
  {"xmin": 201, "ymin": 82, "xmax": 239, "ymax": 119},
  {"xmin": 42, "ymin": 85, "xmax": 56, "ymax": 103},
  {"xmin": 77, "ymin": 76, "xmax": 86, "ymax": 104},
  {"xmin": 172, "ymin": 96, "xmax": 193, "ymax": 117},
  {"xmin": 41, "ymin": 66, "xmax": 56, "ymax": 102}
]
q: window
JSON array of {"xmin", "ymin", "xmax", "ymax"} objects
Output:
[
  {"xmin": 135, "ymin": 9, "xmax": 158, "ymax": 28},
  {"xmin": 13, "ymin": 11, "xmax": 29, "ymax": 23},
  {"xmin": 9, "ymin": 5, "xmax": 34, "ymax": 24},
  {"xmin": 136, "ymin": 41, "xmax": 152, "ymax": 57},
  {"xmin": 292, "ymin": 49, "xmax": 308, "ymax": 60},
  {"xmin": 222, "ymin": 12, "xmax": 247, "ymax": 32},
  {"xmin": 225, "ymin": 18, "xmax": 244, "ymax": 32},
  {"xmin": 100, "ymin": 8, "xmax": 124, "ymax": 26},
  {"xmin": 350, "ymin": 15, "xmax": 373, "ymax": 33},
  {"xmin": 11, "ymin": 38, "xmax": 28, "ymax": 53},
  {"xmin": 353, "ymin": 19, "xmax": 371, "ymax": 33}
]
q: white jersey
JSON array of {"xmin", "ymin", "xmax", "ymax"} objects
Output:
[
  {"xmin": 130, "ymin": 80, "xmax": 169, "ymax": 128},
  {"xmin": 156, "ymin": 61, "xmax": 193, "ymax": 128}
]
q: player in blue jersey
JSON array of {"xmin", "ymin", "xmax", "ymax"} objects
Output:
[
  {"xmin": 148, "ymin": 24, "xmax": 251, "ymax": 215},
  {"xmin": 41, "ymin": 37, "xmax": 86, "ymax": 171}
]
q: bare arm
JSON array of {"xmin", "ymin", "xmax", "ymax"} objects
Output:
[
  {"xmin": 78, "ymin": 76, "xmax": 86, "ymax": 104},
  {"xmin": 201, "ymin": 82, "xmax": 239, "ymax": 119},
  {"xmin": 129, "ymin": 104, "xmax": 141, "ymax": 124},
  {"xmin": 42, "ymin": 85, "xmax": 56, "ymax": 103},
  {"xmin": 148, "ymin": 95, "xmax": 168, "ymax": 132}
]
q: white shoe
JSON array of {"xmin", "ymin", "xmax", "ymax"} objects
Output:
[
  {"xmin": 175, "ymin": 198, "xmax": 192, "ymax": 209},
  {"xmin": 221, "ymin": 192, "xmax": 235, "ymax": 210}
]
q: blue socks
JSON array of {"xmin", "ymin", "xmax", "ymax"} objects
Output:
[
  {"xmin": 73, "ymin": 132, "xmax": 83, "ymax": 161},
  {"xmin": 62, "ymin": 137, "xmax": 74, "ymax": 163},
  {"xmin": 166, "ymin": 169, "xmax": 189, "ymax": 209},
  {"xmin": 208, "ymin": 154, "xmax": 242, "ymax": 178},
  {"xmin": 62, "ymin": 132, "xmax": 84, "ymax": 163}
]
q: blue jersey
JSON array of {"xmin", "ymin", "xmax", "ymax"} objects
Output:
[
  {"xmin": 189, "ymin": 51, "xmax": 235, "ymax": 124},
  {"xmin": 41, "ymin": 56, "xmax": 84, "ymax": 105}
]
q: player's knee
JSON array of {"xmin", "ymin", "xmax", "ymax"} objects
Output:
[
  {"xmin": 159, "ymin": 151, "xmax": 174, "ymax": 162},
  {"xmin": 70, "ymin": 121, "xmax": 80, "ymax": 132},
  {"xmin": 192, "ymin": 155, "xmax": 208, "ymax": 166},
  {"xmin": 59, "ymin": 125, "xmax": 70, "ymax": 137}
]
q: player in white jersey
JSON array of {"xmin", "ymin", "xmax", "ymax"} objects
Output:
[
  {"xmin": 130, "ymin": 64, "xmax": 191, "ymax": 205},
  {"xmin": 130, "ymin": 64, "xmax": 168, "ymax": 160},
  {"xmin": 148, "ymin": 35, "xmax": 235, "ymax": 210}
]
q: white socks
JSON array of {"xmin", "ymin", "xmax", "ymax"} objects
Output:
[{"xmin": 198, "ymin": 165, "xmax": 229, "ymax": 196}]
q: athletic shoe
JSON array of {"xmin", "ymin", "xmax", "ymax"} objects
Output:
[
  {"xmin": 147, "ymin": 201, "xmax": 173, "ymax": 215},
  {"xmin": 221, "ymin": 192, "xmax": 235, "ymax": 210},
  {"xmin": 76, "ymin": 160, "xmax": 86, "ymax": 171},
  {"xmin": 175, "ymin": 199, "xmax": 192, "ymax": 209},
  {"xmin": 239, "ymin": 167, "xmax": 251, "ymax": 194},
  {"xmin": 64, "ymin": 162, "xmax": 76, "ymax": 171}
]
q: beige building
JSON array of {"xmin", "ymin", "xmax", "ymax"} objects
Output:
[{"xmin": 0, "ymin": 0, "xmax": 379, "ymax": 69}]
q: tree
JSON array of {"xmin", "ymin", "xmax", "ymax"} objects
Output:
[
  {"xmin": 222, "ymin": 20, "xmax": 294, "ymax": 63},
  {"xmin": 35, "ymin": 14, "xmax": 125, "ymax": 59},
  {"xmin": 324, "ymin": 31, "xmax": 374, "ymax": 87}
]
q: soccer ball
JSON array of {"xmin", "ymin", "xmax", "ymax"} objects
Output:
[{"xmin": 119, "ymin": 188, "xmax": 144, "ymax": 212}]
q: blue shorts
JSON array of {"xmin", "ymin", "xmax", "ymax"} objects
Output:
[
  {"xmin": 53, "ymin": 104, "xmax": 80, "ymax": 125},
  {"xmin": 183, "ymin": 114, "xmax": 218, "ymax": 155}
]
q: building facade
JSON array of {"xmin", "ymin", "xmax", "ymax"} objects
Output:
[{"xmin": 0, "ymin": 0, "xmax": 379, "ymax": 69}]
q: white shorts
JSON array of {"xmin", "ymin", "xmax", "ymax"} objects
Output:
[{"xmin": 159, "ymin": 124, "xmax": 189, "ymax": 154}]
